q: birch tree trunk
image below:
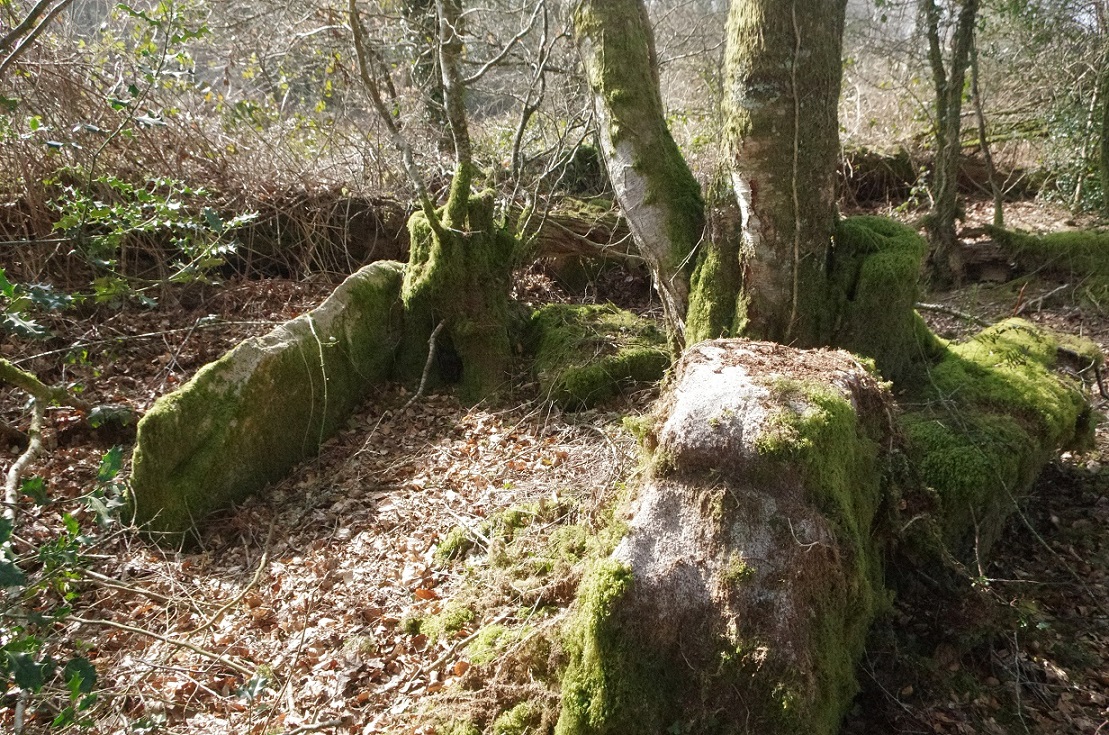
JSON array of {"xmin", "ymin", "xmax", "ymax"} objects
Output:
[{"xmin": 572, "ymin": 0, "xmax": 704, "ymax": 348}]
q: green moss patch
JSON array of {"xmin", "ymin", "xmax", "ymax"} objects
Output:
[
  {"xmin": 529, "ymin": 304, "xmax": 670, "ymax": 410},
  {"xmin": 129, "ymin": 261, "xmax": 405, "ymax": 537},
  {"xmin": 898, "ymin": 318, "xmax": 1097, "ymax": 556},
  {"xmin": 830, "ymin": 216, "xmax": 943, "ymax": 384},
  {"xmin": 555, "ymin": 560, "xmax": 677, "ymax": 735},
  {"xmin": 987, "ymin": 226, "xmax": 1109, "ymax": 306}
]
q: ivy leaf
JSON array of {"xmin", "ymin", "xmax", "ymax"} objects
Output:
[
  {"xmin": 236, "ymin": 673, "xmax": 268, "ymax": 702},
  {"xmin": 0, "ymin": 517, "xmax": 12, "ymax": 544},
  {"xmin": 22, "ymin": 476, "xmax": 49, "ymax": 505},
  {"xmin": 0, "ymin": 560, "xmax": 26, "ymax": 587}
]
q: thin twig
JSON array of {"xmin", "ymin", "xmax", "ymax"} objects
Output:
[
  {"xmin": 402, "ymin": 320, "xmax": 446, "ymax": 413},
  {"xmin": 915, "ymin": 302, "xmax": 992, "ymax": 327},
  {"xmin": 282, "ymin": 720, "xmax": 345, "ymax": 735},
  {"xmin": 69, "ymin": 616, "xmax": 254, "ymax": 677},
  {"xmin": 82, "ymin": 569, "xmax": 212, "ymax": 615},
  {"xmin": 188, "ymin": 518, "xmax": 277, "ymax": 635}
]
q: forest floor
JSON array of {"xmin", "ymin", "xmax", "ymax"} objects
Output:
[{"xmin": 2, "ymin": 198, "xmax": 1108, "ymax": 735}]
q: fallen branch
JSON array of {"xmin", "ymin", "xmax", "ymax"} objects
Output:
[
  {"xmin": 69, "ymin": 616, "xmax": 255, "ymax": 677},
  {"xmin": 282, "ymin": 720, "xmax": 346, "ymax": 735},
  {"xmin": 3, "ymin": 398, "xmax": 43, "ymax": 526},
  {"xmin": 1016, "ymin": 283, "xmax": 1070, "ymax": 316},
  {"xmin": 0, "ymin": 358, "xmax": 91, "ymax": 411},
  {"xmin": 402, "ymin": 321, "xmax": 446, "ymax": 413},
  {"xmin": 915, "ymin": 302, "xmax": 992, "ymax": 327}
]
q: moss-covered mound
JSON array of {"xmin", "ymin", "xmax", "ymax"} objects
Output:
[
  {"xmin": 129, "ymin": 261, "xmax": 404, "ymax": 537},
  {"xmin": 830, "ymin": 216, "xmax": 944, "ymax": 385},
  {"xmin": 987, "ymin": 226, "xmax": 1109, "ymax": 305},
  {"xmin": 556, "ymin": 341, "xmax": 892, "ymax": 735},
  {"xmin": 529, "ymin": 303, "xmax": 670, "ymax": 410},
  {"xmin": 898, "ymin": 318, "xmax": 1098, "ymax": 558}
]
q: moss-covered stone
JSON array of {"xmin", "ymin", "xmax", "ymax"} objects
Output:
[
  {"xmin": 556, "ymin": 341, "xmax": 892, "ymax": 735},
  {"xmin": 129, "ymin": 261, "xmax": 405, "ymax": 537},
  {"xmin": 556, "ymin": 559, "xmax": 677, "ymax": 735},
  {"xmin": 529, "ymin": 304, "xmax": 670, "ymax": 410},
  {"xmin": 898, "ymin": 318, "xmax": 1097, "ymax": 558}
]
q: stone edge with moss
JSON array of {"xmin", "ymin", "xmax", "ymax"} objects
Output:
[{"xmin": 128, "ymin": 260, "xmax": 405, "ymax": 537}]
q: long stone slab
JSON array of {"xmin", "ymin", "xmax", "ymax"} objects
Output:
[{"xmin": 129, "ymin": 260, "xmax": 405, "ymax": 537}]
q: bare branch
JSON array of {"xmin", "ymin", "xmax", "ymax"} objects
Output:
[
  {"xmin": 461, "ymin": 0, "xmax": 544, "ymax": 86},
  {"xmin": 0, "ymin": 0, "xmax": 76, "ymax": 79},
  {"xmin": 348, "ymin": 0, "xmax": 443, "ymax": 234}
]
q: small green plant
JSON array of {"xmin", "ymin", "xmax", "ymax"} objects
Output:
[
  {"xmin": 0, "ymin": 268, "xmax": 74, "ymax": 339},
  {"xmin": 50, "ymin": 173, "xmax": 257, "ymax": 302},
  {"xmin": 1, "ymin": 448, "xmax": 127, "ymax": 728}
]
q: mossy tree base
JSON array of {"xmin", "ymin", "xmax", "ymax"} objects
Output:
[{"xmin": 398, "ymin": 186, "xmax": 520, "ymax": 403}]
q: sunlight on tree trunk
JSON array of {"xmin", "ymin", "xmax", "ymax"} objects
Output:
[
  {"xmin": 572, "ymin": 0, "xmax": 704, "ymax": 349},
  {"xmin": 722, "ymin": 0, "xmax": 847, "ymax": 345}
]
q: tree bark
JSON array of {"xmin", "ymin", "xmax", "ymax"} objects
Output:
[
  {"xmin": 922, "ymin": 0, "xmax": 980, "ymax": 289},
  {"xmin": 970, "ymin": 34, "xmax": 1003, "ymax": 227},
  {"xmin": 572, "ymin": 0, "xmax": 704, "ymax": 348},
  {"xmin": 723, "ymin": 0, "xmax": 847, "ymax": 345}
]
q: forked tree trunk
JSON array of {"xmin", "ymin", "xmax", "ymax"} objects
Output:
[
  {"xmin": 572, "ymin": 0, "xmax": 705, "ymax": 348},
  {"xmin": 922, "ymin": 0, "xmax": 979, "ymax": 289},
  {"xmin": 722, "ymin": 0, "xmax": 847, "ymax": 345}
]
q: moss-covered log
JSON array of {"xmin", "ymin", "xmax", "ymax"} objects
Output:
[
  {"xmin": 129, "ymin": 261, "xmax": 404, "ymax": 537},
  {"xmin": 529, "ymin": 303, "xmax": 669, "ymax": 410},
  {"xmin": 898, "ymin": 318, "xmax": 1099, "ymax": 560}
]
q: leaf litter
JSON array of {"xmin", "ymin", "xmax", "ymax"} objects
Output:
[{"xmin": 1, "ymin": 258, "xmax": 1108, "ymax": 734}]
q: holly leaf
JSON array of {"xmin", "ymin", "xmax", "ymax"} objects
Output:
[
  {"xmin": 21, "ymin": 476, "xmax": 48, "ymax": 505},
  {"xmin": 2, "ymin": 312, "xmax": 49, "ymax": 339},
  {"xmin": 0, "ymin": 268, "xmax": 14, "ymax": 299},
  {"xmin": 8, "ymin": 652, "xmax": 50, "ymax": 692},
  {"xmin": 64, "ymin": 656, "xmax": 98, "ymax": 697},
  {"xmin": 96, "ymin": 447, "xmax": 123, "ymax": 482},
  {"xmin": 0, "ymin": 560, "xmax": 26, "ymax": 587}
]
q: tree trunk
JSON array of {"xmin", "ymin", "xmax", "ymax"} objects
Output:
[
  {"xmin": 970, "ymin": 34, "xmax": 1003, "ymax": 227},
  {"xmin": 351, "ymin": 0, "xmax": 520, "ymax": 401},
  {"xmin": 722, "ymin": 0, "xmax": 847, "ymax": 345},
  {"xmin": 922, "ymin": 0, "xmax": 979, "ymax": 289},
  {"xmin": 572, "ymin": 0, "xmax": 704, "ymax": 348}
]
